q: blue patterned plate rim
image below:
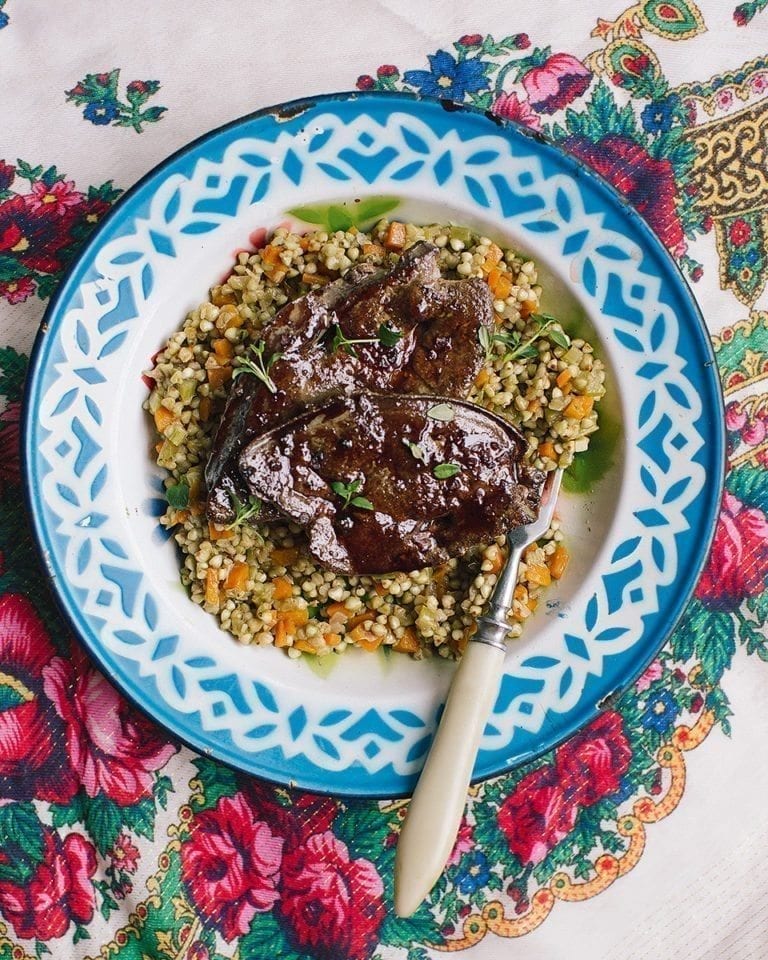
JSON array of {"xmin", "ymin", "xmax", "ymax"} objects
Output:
[{"xmin": 22, "ymin": 91, "xmax": 725, "ymax": 798}]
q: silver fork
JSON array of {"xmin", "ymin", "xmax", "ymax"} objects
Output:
[{"xmin": 394, "ymin": 469, "xmax": 564, "ymax": 917}]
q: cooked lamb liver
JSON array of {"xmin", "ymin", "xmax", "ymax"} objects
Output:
[
  {"xmin": 238, "ymin": 394, "xmax": 544, "ymax": 575},
  {"xmin": 204, "ymin": 242, "xmax": 494, "ymax": 523}
]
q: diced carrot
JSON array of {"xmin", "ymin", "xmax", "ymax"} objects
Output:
[
  {"xmin": 326, "ymin": 601, "xmax": 350, "ymax": 619},
  {"xmin": 487, "ymin": 544, "xmax": 505, "ymax": 575},
  {"xmin": 207, "ymin": 365, "xmax": 232, "ymax": 391},
  {"xmin": 225, "ymin": 562, "xmax": 249, "ymax": 591},
  {"xmin": 519, "ymin": 298, "xmax": 538, "ymax": 319},
  {"xmin": 564, "ymin": 395, "xmax": 594, "ymax": 419},
  {"xmin": 487, "ymin": 267, "xmax": 512, "ymax": 301},
  {"xmin": 527, "ymin": 563, "xmax": 552, "ymax": 587},
  {"xmin": 512, "ymin": 584, "xmax": 532, "ymax": 621},
  {"xmin": 272, "ymin": 576, "xmax": 293, "ymax": 601},
  {"xmin": 528, "ymin": 597, "xmax": 539, "ymax": 612},
  {"xmin": 213, "ymin": 338, "xmax": 234, "ymax": 361},
  {"xmin": 482, "ymin": 243, "xmax": 503, "ymax": 272},
  {"xmin": 394, "ymin": 627, "xmax": 420, "ymax": 655},
  {"xmin": 549, "ymin": 545, "xmax": 569, "ymax": 580},
  {"xmin": 294, "ymin": 638, "xmax": 318, "ymax": 654},
  {"xmin": 475, "ymin": 367, "xmax": 491, "ymax": 388},
  {"xmin": 205, "ymin": 568, "xmax": 219, "ymax": 606},
  {"xmin": 538, "ymin": 441, "xmax": 555, "ymax": 461},
  {"xmin": 154, "ymin": 406, "xmax": 176, "ymax": 434},
  {"xmin": 299, "ymin": 236, "xmax": 313, "ymax": 251},
  {"xmin": 514, "ymin": 584, "xmax": 529, "ymax": 603},
  {"xmin": 208, "ymin": 521, "xmax": 234, "ymax": 540},
  {"xmin": 215, "ymin": 304, "xmax": 241, "ymax": 332},
  {"xmin": 556, "ymin": 368, "xmax": 572, "ymax": 389},
  {"xmin": 323, "ymin": 632, "xmax": 342, "ymax": 648},
  {"xmin": 302, "ymin": 272, "xmax": 330, "ymax": 285},
  {"xmin": 169, "ymin": 509, "xmax": 190, "ymax": 526},
  {"xmin": 374, "ymin": 583, "xmax": 388, "ymax": 597},
  {"xmin": 198, "ymin": 396, "xmax": 212, "ymax": 421},
  {"xmin": 283, "ymin": 608, "xmax": 309, "ymax": 631},
  {"xmin": 383, "ymin": 222, "xmax": 407, "ymax": 251},
  {"xmin": 362, "ymin": 242, "xmax": 384, "ymax": 257},
  {"xmin": 271, "ymin": 546, "xmax": 299, "ymax": 566},
  {"xmin": 261, "ymin": 244, "xmax": 282, "ymax": 265},
  {"xmin": 274, "ymin": 619, "xmax": 290, "ymax": 648},
  {"xmin": 211, "ymin": 288, "xmax": 237, "ymax": 306},
  {"xmin": 347, "ymin": 610, "xmax": 375, "ymax": 630},
  {"xmin": 349, "ymin": 625, "xmax": 382, "ymax": 652}
]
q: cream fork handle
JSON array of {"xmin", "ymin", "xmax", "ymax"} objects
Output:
[{"xmin": 393, "ymin": 640, "xmax": 505, "ymax": 918}]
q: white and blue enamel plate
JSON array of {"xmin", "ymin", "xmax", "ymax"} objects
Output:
[{"xmin": 24, "ymin": 93, "xmax": 724, "ymax": 797}]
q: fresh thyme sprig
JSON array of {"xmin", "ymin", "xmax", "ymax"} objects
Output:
[
  {"xmin": 226, "ymin": 493, "xmax": 263, "ymax": 530},
  {"xmin": 232, "ymin": 340, "xmax": 282, "ymax": 393},
  {"xmin": 479, "ymin": 313, "xmax": 571, "ymax": 364},
  {"xmin": 330, "ymin": 478, "xmax": 374, "ymax": 511}
]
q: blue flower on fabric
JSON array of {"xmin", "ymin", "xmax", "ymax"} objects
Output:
[
  {"xmin": 641, "ymin": 690, "xmax": 678, "ymax": 733},
  {"xmin": 83, "ymin": 99, "xmax": 120, "ymax": 125},
  {"xmin": 404, "ymin": 50, "xmax": 489, "ymax": 100},
  {"xmin": 609, "ymin": 775, "xmax": 635, "ymax": 804},
  {"xmin": 640, "ymin": 94, "xmax": 680, "ymax": 134},
  {"xmin": 454, "ymin": 851, "xmax": 491, "ymax": 894}
]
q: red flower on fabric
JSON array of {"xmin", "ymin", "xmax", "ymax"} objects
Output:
[
  {"xmin": 563, "ymin": 134, "xmax": 686, "ymax": 254},
  {"xmin": 497, "ymin": 766, "xmax": 578, "ymax": 865},
  {"xmin": 0, "ymin": 401, "xmax": 21, "ymax": 489},
  {"xmin": 694, "ymin": 491, "xmax": 768, "ymax": 610},
  {"xmin": 0, "ymin": 161, "xmax": 15, "ymax": 192},
  {"xmin": 0, "ymin": 278, "xmax": 35, "ymax": 304},
  {"xmin": 180, "ymin": 792, "xmax": 283, "ymax": 942},
  {"xmin": 556, "ymin": 711, "xmax": 632, "ymax": 806},
  {"xmin": 458, "ymin": 34, "xmax": 483, "ymax": 48},
  {"xmin": 109, "ymin": 833, "xmax": 140, "ymax": 874},
  {"xmin": 356, "ymin": 75, "xmax": 375, "ymax": 90},
  {"xmin": 491, "ymin": 91, "xmax": 542, "ymax": 131},
  {"xmin": 43, "ymin": 645, "xmax": 176, "ymax": 805},
  {"xmin": 0, "ymin": 828, "xmax": 96, "ymax": 941},
  {"xmin": 377, "ymin": 65, "xmax": 399, "ymax": 78},
  {"xmin": 0, "ymin": 594, "xmax": 78, "ymax": 803},
  {"xmin": 0, "ymin": 196, "xmax": 75, "ymax": 273},
  {"xmin": 522, "ymin": 53, "xmax": 591, "ymax": 114},
  {"xmin": 728, "ymin": 218, "xmax": 752, "ymax": 247},
  {"xmin": 26, "ymin": 180, "xmax": 84, "ymax": 216},
  {"xmin": 280, "ymin": 831, "xmax": 385, "ymax": 960}
]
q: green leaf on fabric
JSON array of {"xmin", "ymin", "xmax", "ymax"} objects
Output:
[
  {"xmin": 669, "ymin": 596, "xmax": 703, "ymax": 662},
  {"xmin": 73, "ymin": 925, "xmax": 91, "ymax": 944},
  {"xmin": 154, "ymin": 774, "xmax": 174, "ymax": 809},
  {"xmin": 82, "ymin": 794, "xmax": 124, "ymax": 855},
  {"xmin": 239, "ymin": 912, "xmax": 302, "ymax": 960},
  {"xmin": 333, "ymin": 801, "xmax": 392, "ymax": 862},
  {"xmin": 121, "ymin": 797, "xmax": 156, "ymax": 841},
  {"xmin": 726, "ymin": 463, "xmax": 768, "ymax": 514},
  {"xmin": 706, "ymin": 686, "xmax": 733, "ymax": 736},
  {"xmin": 379, "ymin": 906, "xmax": 437, "ymax": 950},
  {"xmin": 191, "ymin": 756, "xmax": 239, "ymax": 810},
  {"xmin": 0, "ymin": 803, "xmax": 45, "ymax": 882},
  {"xmin": 50, "ymin": 791, "xmax": 88, "ymax": 829},
  {"xmin": 697, "ymin": 611, "xmax": 736, "ymax": 685},
  {"xmin": 0, "ymin": 255, "xmax": 26, "ymax": 285}
]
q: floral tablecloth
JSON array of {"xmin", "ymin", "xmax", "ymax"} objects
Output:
[{"xmin": 2, "ymin": 1, "xmax": 768, "ymax": 958}]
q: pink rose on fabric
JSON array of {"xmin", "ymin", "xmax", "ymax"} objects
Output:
[
  {"xmin": 695, "ymin": 491, "xmax": 768, "ymax": 610},
  {"xmin": 181, "ymin": 792, "xmax": 283, "ymax": 942},
  {"xmin": 497, "ymin": 766, "xmax": 578, "ymax": 865},
  {"xmin": 491, "ymin": 91, "xmax": 542, "ymax": 131},
  {"xmin": 522, "ymin": 53, "xmax": 591, "ymax": 114},
  {"xmin": 0, "ymin": 594, "xmax": 78, "ymax": 803},
  {"xmin": 280, "ymin": 831, "xmax": 385, "ymax": 960},
  {"xmin": 636, "ymin": 659, "xmax": 663, "ymax": 691},
  {"xmin": 0, "ymin": 828, "xmax": 96, "ymax": 941},
  {"xmin": 43, "ymin": 645, "xmax": 176, "ymax": 805}
]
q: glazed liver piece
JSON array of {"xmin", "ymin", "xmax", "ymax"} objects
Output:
[
  {"xmin": 238, "ymin": 394, "xmax": 544, "ymax": 575},
  {"xmin": 205, "ymin": 242, "xmax": 494, "ymax": 523}
]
